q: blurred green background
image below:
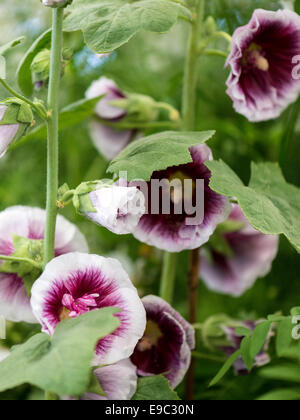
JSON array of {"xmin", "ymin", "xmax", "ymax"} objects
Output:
[{"xmin": 0, "ymin": 0, "xmax": 299, "ymax": 400}]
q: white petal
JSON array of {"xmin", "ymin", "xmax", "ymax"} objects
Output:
[{"xmin": 93, "ymin": 359, "xmax": 137, "ymax": 400}]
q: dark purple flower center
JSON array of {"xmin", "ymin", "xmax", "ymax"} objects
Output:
[
  {"xmin": 136, "ymin": 320, "xmax": 163, "ymax": 352},
  {"xmin": 131, "ymin": 308, "xmax": 184, "ymax": 376},
  {"xmin": 238, "ymin": 19, "xmax": 300, "ymax": 103}
]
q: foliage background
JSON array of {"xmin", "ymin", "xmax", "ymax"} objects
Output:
[{"xmin": 0, "ymin": 0, "xmax": 299, "ymax": 400}]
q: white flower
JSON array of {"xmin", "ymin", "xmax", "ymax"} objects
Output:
[
  {"xmin": 86, "ymin": 185, "xmax": 146, "ymax": 235},
  {"xmin": 30, "ymin": 252, "xmax": 147, "ymax": 365}
]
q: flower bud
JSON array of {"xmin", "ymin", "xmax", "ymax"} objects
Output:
[
  {"xmin": 73, "ymin": 181, "xmax": 146, "ymax": 235},
  {"xmin": 111, "ymin": 94, "xmax": 159, "ymax": 123},
  {"xmin": 42, "ymin": 0, "xmax": 72, "ymax": 8},
  {"xmin": 31, "ymin": 49, "xmax": 51, "ymax": 91},
  {"xmin": 204, "ymin": 16, "xmax": 218, "ymax": 36},
  {"xmin": 0, "ymin": 99, "xmax": 34, "ymax": 158}
]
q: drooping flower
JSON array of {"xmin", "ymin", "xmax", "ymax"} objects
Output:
[
  {"xmin": 226, "ymin": 9, "xmax": 300, "ymax": 122},
  {"xmin": 221, "ymin": 321, "xmax": 271, "ymax": 375},
  {"xmin": 82, "ymin": 359, "xmax": 138, "ymax": 400},
  {"xmin": 86, "ymin": 77, "xmax": 135, "ymax": 160},
  {"xmin": 31, "ymin": 253, "xmax": 146, "ymax": 365},
  {"xmin": 132, "ymin": 144, "xmax": 231, "ymax": 252},
  {"xmin": 0, "ymin": 101, "xmax": 33, "ymax": 158},
  {"xmin": 200, "ymin": 204, "xmax": 279, "ymax": 297},
  {"xmin": 0, "ymin": 206, "xmax": 88, "ymax": 323},
  {"xmin": 73, "ymin": 182, "xmax": 146, "ymax": 235},
  {"xmin": 131, "ymin": 295, "xmax": 195, "ymax": 389}
]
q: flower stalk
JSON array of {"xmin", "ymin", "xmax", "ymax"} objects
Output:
[
  {"xmin": 43, "ymin": 8, "xmax": 64, "ymax": 267},
  {"xmin": 181, "ymin": 0, "xmax": 205, "ymax": 400},
  {"xmin": 159, "ymin": 252, "xmax": 177, "ymax": 303}
]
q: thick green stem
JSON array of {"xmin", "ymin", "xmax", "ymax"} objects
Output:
[
  {"xmin": 43, "ymin": 8, "xmax": 64, "ymax": 267},
  {"xmin": 159, "ymin": 252, "xmax": 177, "ymax": 303},
  {"xmin": 182, "ymin": 0, "xmax": 205, "ymax": 401},
  {"xmin": 182, "ymin": 0, "xmax": 204, "ymax": 132}
]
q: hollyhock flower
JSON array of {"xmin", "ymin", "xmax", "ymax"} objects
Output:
[
  {"xmin": 0, "ymin": 206, "xmax": 88, "ymax": 323},
  {"xmin": 86, "ymin": 77, "xmax": 135, "ymax": 160},
  {"xmin": 131, "ymin": 295, "xmax": 195, "ymax": 388},
  {"xmin": 82, "ymin": 359, "xmax": 137, "ymax": 400},
  {"xmin": 226, "ymin": 9, "xmax": 300, "ymax": 122},
  {"xmin": 81, "ymin": 184, "xmax": 146, "ymax": 235},
  {"xmin": 221, "ymin": 321, "xmax": 271, "ymax": 375},
  {"xmin": 31, "ymin": 253, "xmax": 146, "ymax": 365},
  {"xmin": 200, "ymin": 204, "xmax": 279, "ymax": 297},
  {"xmin": 132, "ymin": 144, "xmax": 231, "ymax": 252},
  {"xmin": 0, "ymin": 103, "xmax": 33, "ymax": 158}
]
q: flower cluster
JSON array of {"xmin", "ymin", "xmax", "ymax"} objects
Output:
[{"xmin": 0, "ymin": 3, "xmax": 295, "ymax": 402}]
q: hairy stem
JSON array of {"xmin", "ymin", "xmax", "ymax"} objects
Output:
[
  {"xmin": 43, "ymin": 8, "xmax": 64, "ymax": 267},
  {"xmin": 182, "ymin": 0, "xmax": 205, "ymax": 401}
]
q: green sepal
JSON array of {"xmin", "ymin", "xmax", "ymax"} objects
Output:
[
  {"xmin": 0, "ymin": 235, "xmax": 43, "ymax": 296},
  {"xmin": 31, "ymin": 49, "xmax": 51, "ymax": 85},
  {"xmin": 0, "ymin": 99, "xmax": 34, "ymax": 125},
  {"xmin": 73, "ymin": 180, "xmax": 114, "ymax": 215},
  {"xmin": 110, "ymin": 94, "xmax": 159, "ymax": 123}
]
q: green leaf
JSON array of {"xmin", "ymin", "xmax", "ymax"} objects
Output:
[
  {"xmin": 107, "ymin": 130, "xmax": 215, "ymax": 181},
  {"xmin": 18, "ymin": 95, "xmax": 103, "ymax": 145},
  {"xmin": 0, "ymin": 308, "xmax": 120, "ymax": 396},
  {"xmin": 132, "ymin": 376, "xmax": 180, "ymax": 400},
  {"xmin": 234, "ymin": 326, "xmax": 252, "ymax": 337},
  {"xmin": 276, "ymin": 317, "xmax": 293, "ymax": 358},
  {"xmin": 250, "ymin": 321, "xmax": 271, "ymax": 360},
  {"xmin": 0, "ymin": 37, "xmax": 25, "ymax": 56},
  {"xmin": 259, "ymin": 364, "xmax": 300, "ymax": 383},
  {"xmin": 17, "ymin": 29, "xmax": 52, "ymax": 97},
  {"xmin": 64, "ymin": 0, "xmax": 192, "ymax": 53},
  {"xmin": 257, "ymin": 388, "xmax": 300, "ymax": 401},
  {"xmin": 241, "ymin": 336, "xmax": 253, "ymax": 372},
  {"xmin": 209, "ymin": 349, "xmax": 241, "ymax": 387},
  {"xmin": 206, "ymin": 160, "xmax": 300, "ymax": 252}
]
